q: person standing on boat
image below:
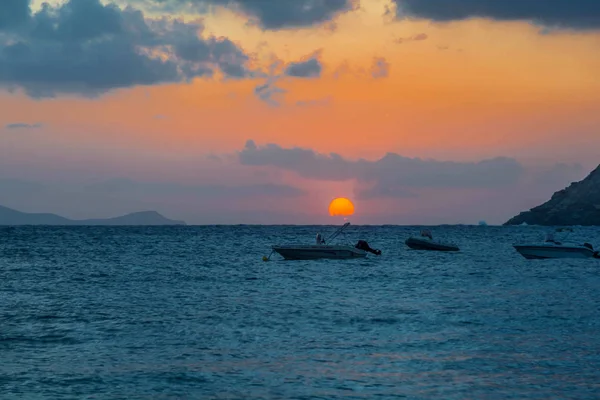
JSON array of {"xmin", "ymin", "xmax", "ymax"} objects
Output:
[{"xmin": 316, "ymin": 232, "xmax": 325, "ymax": 245}]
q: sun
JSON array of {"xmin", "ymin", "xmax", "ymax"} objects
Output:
[{"xmin": 329, "ymin": 197, "xmax": 355, "ymax": 216}]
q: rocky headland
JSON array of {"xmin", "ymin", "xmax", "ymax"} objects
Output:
[{"xmin": 505, "ymin": 164, "xmax": 600, "ymax": 226}]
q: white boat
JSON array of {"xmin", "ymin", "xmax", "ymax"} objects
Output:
[
  {"xmin": 265, "ymin": 222, "xmax": 381, "ymax": 261},
  {"xmin": 405, "ymin": 230, "xmax": 459, "ymax": 252},
  {"xmin": 514, "ymin": 243, "xmax": 598, "ymax": 259},
  {"xmin": 514, "ymin": 230, "xmax": 600, "ymax": 259}
]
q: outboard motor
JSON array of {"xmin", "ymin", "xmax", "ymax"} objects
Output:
[
  {"xmin": 355, "ymin": 240, "xmax": 382, "ymax": 255},
  {"xmin": 583, "ymin": 243, "xmax": 599, "ymax": 258}
]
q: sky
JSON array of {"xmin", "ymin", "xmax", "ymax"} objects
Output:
[{"xmin": 0, "ymin": 0, "xmax": 599, "ymax": 224}]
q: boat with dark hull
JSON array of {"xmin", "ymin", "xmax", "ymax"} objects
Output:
[
  {"xmin": 405, "ymin": 230, "xmax": 459, "ymax": 252},
  {"xmin": 271, "ymin": 244, "xmax": 370, "ymax": 260},
  {"xmin": 265, "ymin": 222, "xmax": 381, "ymax": 261},
  {"xmin": 514, "ymin": 243, "xmax": 599, "ymax": 259}
]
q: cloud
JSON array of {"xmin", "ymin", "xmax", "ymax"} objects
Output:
[
  {"xmin": 5, "ymin": 122, "xmax": 43, "ymax": 129},
  {"xmin": 285, "ymin": 56, "xmax": 322, "ymax": 78},
  {"xmin": 238, "ymin": 140, "xmax": 525, "ymax": 199},
  {"xmin": 354, "ymin": 181, "xmax": 417, "ymax": 200},
  {"xmin": 392, "ymin": 0, "xmax": 600, "ymax": 30},
  {"xmin": 254, "ymin": 78, "xmax": 286, "ymax": 106},
  {"xmin": 144, "ymin": 0, "xmax": 357, "ymax": 30},
  {"xmin": 0, "ymin": 0, "xmax": 30, "ymax": 31},
  {"xmin": 370, "ymin": 57, "xmax": 390, "ymax": 79},
  {"xmin": 529, "ymin": 163, "xmax": 584, "ymax": 186},
  {"xmin": 332, "ymin": 57, "xmax": 391, "ymax": 80},
  {"xmin": 254, "ymin": 52, "xmax": 323, "ymax": 105},
  {"xmin": 394, "ymin": 32, "xmax": 428, "ymax": 44},
  {"xmin": 0, "ymin": 0, "xmax": 252, "ymax": 98}
]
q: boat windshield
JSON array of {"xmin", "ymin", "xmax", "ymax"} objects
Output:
[{"xmin": 545, "ymin": 232, "xmax": 561, "ymax": 244}]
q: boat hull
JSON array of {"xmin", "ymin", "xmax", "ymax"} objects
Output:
[
  {"xmin": 514, "ymin": 244, "xmax": 595, "ymax": 259},
  {"xmin": 272, "ymin": 245, "xmax": 367, "ymax": 260},
  {"xmin": 405, "ymin": 237, "xmax": 459, "ymax": 252}
]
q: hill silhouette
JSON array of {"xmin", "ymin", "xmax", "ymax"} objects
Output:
[{"xmin": 0, "ymin": 205, "xmax": 186, "ymax": 226}]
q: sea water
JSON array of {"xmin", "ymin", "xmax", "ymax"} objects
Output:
[{"xmin": 1, "ymin": 225, "xmax": 600, "ymax": 399}]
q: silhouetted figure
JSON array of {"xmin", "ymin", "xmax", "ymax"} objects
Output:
[{"xmin": 316, "ymin": 233, "xmax": 325, "ymax": 245}]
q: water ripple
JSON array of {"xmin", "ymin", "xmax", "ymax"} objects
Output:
[{"xmin": 1, "ymin": 225, "xmax": 600, "ymax": 399}]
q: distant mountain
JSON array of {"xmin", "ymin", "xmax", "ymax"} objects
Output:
[
  {"xmin": 505, "ymin": 164, "xmax": 600, "ymax": 226},
  {"xmin": 0, "ymin": 205, "xmax": 186, "ymax": 226}
]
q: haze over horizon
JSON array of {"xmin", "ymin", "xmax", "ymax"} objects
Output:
[{"xmin": 1, "ymin": 0, "xmax": 599, "ymax": 225}]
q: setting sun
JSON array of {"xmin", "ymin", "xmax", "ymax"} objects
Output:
[{"xmin": 329, "ymin": 198, "xmax": 355, "ymax": 217}]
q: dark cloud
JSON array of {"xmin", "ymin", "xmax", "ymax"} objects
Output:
[
  {"xmin": 392, "ymin": 0, "xmax": 600, "ymax": 30},
  {"xmin": 0, "ymin": 0, "xmax": 30, "ymax": 31},
  {"xmin": 239, "ymin": 140, "xmax": 525, "ymax": 199},
  {"xmin": 146, "ymin": 0, "xmax": 357, "ymax": 30},
  {"xmin": 254, "ymin": 53, "xmax": 322, "ymax": 105},
  {"xmin": 370, "ymin": 57, "xmax": 389, "ymax": 79},
  {"xmin": 5, "ymin": 122, "xmax": 42, "ymax": 129},
  {"xmin": 0, "ymin": 0, "xmax": 252, "ymax": 97},
  {"xmin": 285, "ymin": 56, "xmax": 322, "ymax": 78}
]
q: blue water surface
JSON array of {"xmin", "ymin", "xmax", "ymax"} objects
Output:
[{"xmin": 1, "ymin": 225, "xmax": 600, "ymax": 399}]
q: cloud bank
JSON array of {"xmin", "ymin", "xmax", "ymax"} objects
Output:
[
  {"xmin": 0, "ymin": 0, "xmax": 252, "ymax": 97},
  {"xmin": 392, "ymin": 0, "xmax": 600, "ymax": 30},
  {"xmin": 144, "ymin": 0, "xmax": 357, "ymax": 30},
  {"xmin": 239, "ymin": 140, "xmax": 525, "ymax": 199}
]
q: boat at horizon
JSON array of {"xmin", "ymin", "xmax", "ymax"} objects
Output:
[
  {"xmin": 265, "ymin": 222, "xmax": 381, "ymax": 261},
  {"xmin": 405, "ymin": 229, "xmax": 460, "ymax": 252},
  {"xmin": 514, "ymin": 229, "xmax": 600, "ymax": 259}
]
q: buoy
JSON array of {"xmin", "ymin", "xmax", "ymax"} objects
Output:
[{"xmin": 263, "ymin": 250, "xmax": 274, "ymax": 262}]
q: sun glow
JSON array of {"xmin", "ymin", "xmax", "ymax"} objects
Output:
[{"xmin": 329, "ymin": 198, "xmax": 355, "ymax": 216}]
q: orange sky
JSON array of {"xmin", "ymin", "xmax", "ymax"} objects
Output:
[{"xmin": 0, "ymin": 0, "xmax": 599, "ymax": 223}]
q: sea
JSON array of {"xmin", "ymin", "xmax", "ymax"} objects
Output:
[{"xmin": 1, "ymin": 225, "xmax": 600, "ymax": 399}]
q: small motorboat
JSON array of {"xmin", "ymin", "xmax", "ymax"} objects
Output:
[
  {"xmin": 405, "ymin": 230, "xmax": 459, "ymax": 252},
  {"xmin": 264, "ymin": 222, "xmax": 381, "ymax": 261},
  {"xmin": 271, "ymin": 244, "xmax": 369, "ymax": 260},
  {"xmin": 514, "ymin": 230, "xmax": 600, "ymax": 259}
]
